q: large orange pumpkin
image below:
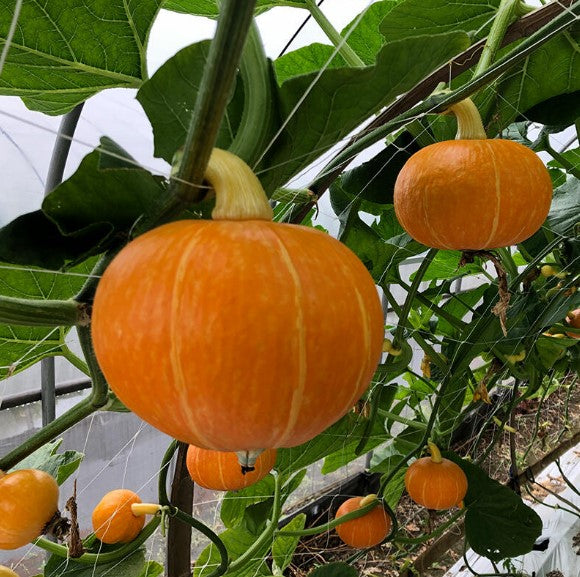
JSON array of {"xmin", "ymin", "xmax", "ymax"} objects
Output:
[
  {"xmin": 335, "ymin": 495, "xmax": 391, "ymax": 548},
  {"xmin": 0, "ymin": 469, "xmax": 59, "ymax": 550},
  {"xmin": 404, "ymin": 442, "xmax": 468, "ymax": 510},
  {"xmin": 92, "ymin": 489, "xmax": 145, "ymax": 544},
  {"xmin": 0, "ymin": 566, "xmax": 19, "ymax": 577},
  {"xmin": 92, "ymin": 149, "xmax": 384, "ymax": 465},
  {"xmin": 186, "ymin": 445, "xmax": 277, "ymax": 491},
  {"xmin": 394, "ymin": 99, "xmax": 552, "ymax": 250}
]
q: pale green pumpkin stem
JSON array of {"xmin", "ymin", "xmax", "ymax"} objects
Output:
[
  {"xmin": 207, "ymin": 148, "xmax": 273, "ymax": 221},
  {"xmin": 427, "ymin": 440, "xmax": 443, "ymax": 464},
  {"xmin": 447, "ymin": 99, "xmax": 487, "ymax": 140}
]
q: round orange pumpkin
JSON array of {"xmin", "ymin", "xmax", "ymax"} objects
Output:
[
  {"xmin": 92, "ymin": 149, "xmax": 384, "ymax": 464},
  {"xmin": 186, "ymin": 446, "xmax": 277, "ymax": 491},
  {"xmin": 565, "ymin": 308, "xmax": 580, "ymax": 338},
  {"xmin": 92, "ymin": 489, "xmax": 145, "ymax": 544},
  {"xmin": 404, "ymin": 443, "xmax": 468, "ymax": 510},
  {"xmin": 0, "ymin": 566, "xmax": 19, "ymax": 577},
  {"xmin": 335, "ymin": 495, "xmax": 391, "ymax": 548},
  {"xmin": 394, "ymin": 99, "xmax": 552, "ymax": 250},
  {"xmin": 0, "ymin": 469, "xmax": 59, "ymax": 550}
]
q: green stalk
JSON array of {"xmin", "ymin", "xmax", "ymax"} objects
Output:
[
  {"xmin": 171, "ymin": 509, "xmax": 229, "ymax": 577},
  {"xmin": 229, "ymin": 22, "xmax": 275, "ymax": 168},
  {"xmin": 305, "ymin": 0, "xmax": 365, "ymax": 68},
  {"xmin": 473, "ymin": 0, "xmax": 522, "ymax": 78},
  {"xmin": 0, "ymin": 297, "xmax": 88, "ymax": 327},
  {"xmin": 495, "ymin": 247, "xmax": 519, "ymax": 278},
  {"xmin": 156, "ymin": 440, "xmax": 229, "ymax": 576},
  {"xmin": 60, "ymin": 344, "xmax": 90, "ymax": 375},
  {"xmin": 393, "ymin": 249, "xmax": 438, "ymax": 349},
  {"xmin": 226, "ymin": 472, "xmax": 282, "ymax": 572},
  {"xmin": 378, "ymin": 409, "xmax": 428, "ymax": 430},
  {"xmin": 0, "ymin": 397, "xmax": 98, "ymax": 471},
  {"xmin": 34, "ymin": 517, "xmax": 161, "ymax": 564},
  {"xmin": 149, "ymin": 0, "xmax": 257, "ymax": 226}
]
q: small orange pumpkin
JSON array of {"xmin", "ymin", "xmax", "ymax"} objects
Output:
[
  {"xmin": 186, "ymin": 445, "xmax": 277, "ymax": 491},
  {"xmin": 0, "ymin": 566, "xmax": 19, "ymax": 577},
  {"xmin": 565, "ymin": 308, "xmax": 580, "ymax": 338},
  {"xmin": 404, "ymin": 442, "xmax": 468, "ymax": 510},
  {"xmin": 394, "ymin": 99, "xmax": 552, "ymax": 250},
  {"xmin": 92, "ymin": 149, "xmax": 384, "ymax": 466},
  {"xmin": 335, "ymin": 495, "xmax": 391, "ymax": 548},
  {"xmin": 92, "ymin": 489, "xmax": 145, "ymax": 544},
  {"xmin": 0, "ymin": 469, "xmax": 59, "ymax": 550}
]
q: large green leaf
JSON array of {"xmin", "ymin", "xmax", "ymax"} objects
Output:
[
  {"xmin": 42, "ymin": 138, "xmax": 165, "ymax": 236},
  {"xmin": 221, "ymin": 475, "xmax": 276, "ymax": 529},
  {"xmin": 0, "ymin": 139, "xmax": 164, "ymax": 270},
  {"xmin": 380, "ymin": 0, "xmax": 501, "ymax": 41},
  {"xmin": 482, "ymin": 33, "xmax": 580, "ymax": 135},
  {"xmin": 137, "ymin": 41, "xmax": 246, "ymax": 163},
  {"xmin": 0, "ymin": 0, "xmax": 161, "ymax": 114},
  {"xmin": 276, "ymin": 412, "xmax": 374, "ymax": 475},
  {"xmin": 446, "ymin": 453, "xmax": 543, "ymax": 562},
  {"xmin": 274, "ymin": 1, "xmax": 399, "ymax": 83},
  {"xmin": 162, "ymin": 0, "xmax": 307, "ymax": 17},
  {"xmin": 13, "ymin": 440, "xmax": 83, "ymax": 485},
  {"xmin": 260, "ymin": 31, "xmax": 470, "ymax": 192},
  {"xmin": 0, "ymin": 258, "xmax": 95, "ymax": 380}
]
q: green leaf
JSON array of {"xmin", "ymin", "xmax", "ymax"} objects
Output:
[
  {"xmin": 524, "ymin": 91, "xmax": 580, "ymax": 128},
  {"xmin": 0, "ymin": 211, "xmax": 106, "ymax": 270},
  {"xmin": 415, "ymin": 251, "xmax": 481, "ymax": 282},
  {"xmin": 380, "ymin": 0, "xmax": 500, "ymax": 41},
  {"xmin": 0, "ymin": 0, "xmax": 160, "ymax": 114},
  {"xmin": 137, "ymin": 41, "xmax": 245, "ymax": 163},
  {"xmin": 445, "ymin": 453, "xmax": 543, "ymax": 562},
  {"xmin": 309, "ymin": 563, "xmax": 358, "ymax": 577},
  {"xmin": 331, "ymin": 131, "xmax": 420, "ymax": 210},
  {"xmin": 482, "ymin": 34, "xmax": 580, "ymax": 136},
  {"xmin": 437, "ymin": 285, "xmax": 489, "ymax": 338},
  {"xmin": 194, "ymin": 527, "xmax": 270, "ymax": 577},
  {"xmin": 261, "ymin": 31, "xmax": 470, "ymax": 192},
  {"xmin": 276, "ymin": 412, "xmax": 374, "ymax": 475},
  {"xmin": 163, "ymin": 0, "xmax": 308, "ymax": 17},
  {"xmin": 43, "ymin": 138, "xmax": 165, "ymax": 237},
  {"xmin": 0, "ymin": 258, "xmax": 95, "ymax": 379},
  {"xmin": 13, "ymin": 440, "xmax": 83, "ymax": 485},
  {"xmin": 274, "ymin": 1, "xmax": 399, "ymax": 83},
  {"xmin": 321, "ymin": 414, "xmax": 387, "ymax": 474},
  {"xmin": 44, "ymin": 548, "xmax": 147, "ymax": 577},
  {"xmin": 138, "ymin": 561, "xmax": 164, "ymax": 577},
  {"xmin": 221, "ymin": 475, "xmax": 275, "ymax": 529},
  {"xmin": 275, "ymin": 44, "xmax": 344, "ymax": 85},
  {"xmin": 272, "ymin": 514, "xmax": 306, "ymax": 574},
  {"xmin": 382, "ymin": 467, "xmax": 406, "ymax": 510}
]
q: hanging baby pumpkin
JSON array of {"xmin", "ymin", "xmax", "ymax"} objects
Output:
[
  {"xmin": 394, "ymin": 99, "xmax": 552, "ymax": 250},
  {"xmin": 404, "ymin": 442, "xmax": 468, "ymax": 510},
  {"xmin": 92, "ymin": 149, "xmax": 384, "ymax": 466}
]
